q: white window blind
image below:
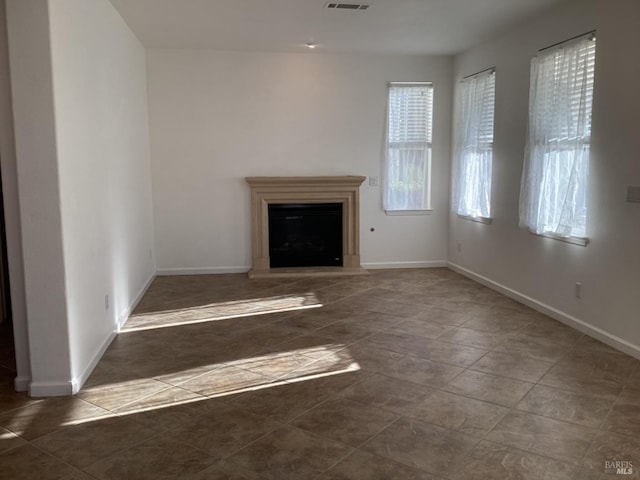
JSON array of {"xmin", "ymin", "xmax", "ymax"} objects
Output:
[
  {"xmin": 383, "ymin": 83, "xmax": 433, "ymax": 212},
  {"xmin": 452, "ymin": 69, "xmax": 495, "ymax": 220},
  {"xmin": 519, "ymin": 34, "xmax": 596, "ymax": 241}
]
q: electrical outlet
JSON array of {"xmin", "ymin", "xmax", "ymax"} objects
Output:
[
  {"xmin": 457, "ymin": 243, "xmax": 462, "ymax": 253},
  {"xmin": 368, "ymin": 176, "xmax": 379, "ymax": 187},
  {"xmin": 105, "ymin": 294, "xmax": 109, "ymax": 310},
  {"xmin": 627, "ymin": 186, "xmax": 640, "ymax": 203},
  {"xmin": 575, "ymin": 282, "xmax": 582, "ymax": 299}
]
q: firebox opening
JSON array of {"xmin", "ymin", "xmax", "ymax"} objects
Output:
[{"xmin": 268, "ymin": 203, "xmax": 343, "ymax": 268}]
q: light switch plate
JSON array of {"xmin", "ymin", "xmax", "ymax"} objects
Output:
[
  {"xmin": 368, "ymin": 176, "xmax": 379, "ymax": 187},
  {"xmin": 627, "ymin": 186, "xmax": 640, "ymax": 203}
]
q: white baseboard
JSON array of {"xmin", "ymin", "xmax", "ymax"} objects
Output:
[
  {"xmin": 363, "ymin": 261, "xmax": 448, "ymax": 270},
  {"xmin": 30, "ymin": 380, "xmax": 74, "ymax": 397},
  {"xmin": 70, "ymin": 329, "xmax": 117, "ymax": 395},
  {"xmin": 156, "ymin": 266, "xmax": 250, "ymax": 276},
  {"xmin": 70, "ymin": 270, "xmax": 155, "ymax": 395},
  {"xmin": 448, "ymin": 262, "xmax": 640, "ymax": 361},
  {"xmin": 14, "ymin": 375, "xmax": 30, "ymax": 392},
  {"xmin": 117, "ymin": 271, "xmax": 156, "ymax": 330}
]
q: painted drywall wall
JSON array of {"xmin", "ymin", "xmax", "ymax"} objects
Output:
[
  {"xmin": 449, "ymin": 0, "xmax": 640, "ymax": 353},
  {"xmin": 146, "ymin": 51, "xmax": 452, "ymax": 272},
  {"xmin": 0, "ymin": 0, "xmax": 30, "ymax": 390},
  {"xmin": 6, "ymin": 0, "xmax": 155, "ymax": 395},
  {"xmin": 6, "ymin": 0, "xmax": 72, "ymax": 392},
  {"xmin": 48, "ymin": 0, "xmax": 156, "ymax": 388}
]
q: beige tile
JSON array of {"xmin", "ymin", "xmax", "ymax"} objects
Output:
[
  {"xmin": 601, "ymin": 386, "xmax": 640, "ymax": 437},
  {"xmin": 385, "ymin": 318, "xmax": 454, "ymax": 339},
  {"xmin": 0, "ymin": 389, "xmax": 43, "ymax": 417},
  {"xmin": 571, "ymin": 468, "xmax": 618, "ymax": 480},
  {"xmin": 345, "ymin": 344, "xmax": 405, "ymax": 375},
  {"xmin": 0, "ymin": 444, "xmax": 93, "ymax": 479},
  {"xmin": 443, "ymin": 369, "xmax": 533, "ymax": 407},
  {"xmin": 338, "ymin": 372, "xmax": 436, "ymax": 415},
  {"xmin": 112, "ymin": 386, "xmax": 204, "ymax": 414},
  {"xmin": 269, "ymin": 334, "xmax": 348, "ymax": 360},
  {"xmin": 461, "ymin": 312, "xmax": 530, "ymax": 333},
  {"xmin": 386, "ymin": 355, "xmax": 463, "ymax": 387},
  {"xmin": 362, "ymin": 417, "xmax": 479, "ymax": 477},
  {"xmin": 434, "ymin": 300, "xmax": 490, "ymax": 317},
  {"xmin": 438, "ymin": 327, "xmax": 505, "ymax": 350},
  {"xmin": 0, "ymin": 397, "xmax": 112, "ymax": 440},
  {"xmin": 583, "ymin": 431, "xmax": 640, "ymax": 476},
  {"xmin": 317, "ymin": 449, "xmax": 441, "ymax": 480},
  {"xmin": 230, "ymin": 372, "xmax": 361, "ymax": 422},
  {"xmin": 313, "ymin": 320, "xmax": 378, "ymax": 342},
  {"xmin": 190, "ymin": 460, "xmax": 269, "ymax": 479},
  {"xmin": 85, "ymin": 434, "xmax": 217, "ymax": 479},
  {"xmin": 553, "ymin": 349, "xmax": 639, "ymax": 384},
  {"xmin": 470, "ymin": 351, "xmax": 554, "ymax": 383},
  {"xmin": 516, "ymin": 385, "xmax": 615, "ymax": 428},
  {"xmin": 227, "ymin": 351, "xmax": 316, "ymax": 379},
  {"xmin": 291, "ymin": 397, "xmax": 398, "ymax": 447},
  {"xmin": 281, "ymin": 347, "xmax": 361, "ymax": 382},
  {"xmin": 410, "ymin": 307, "xmax": 470, "ymax": 326},
  {"xmin": 452, "ymin": 440, "xmax": 576, "ymax": 480},
  {"xmin": 0, "ymin": 425, "xmax": 27, "ymax": 453},
  {"xmin": 78, "ymin": 378, "xmax": 172, "ymax": 411},
  {"xmin": 540, "ymin": 364, "xmax": 625, "ymax": 400},
  {"xmin": 227, "ymin": 425, "xmax": 352, "ymax": 480},
  {"xmin": 170, "ymin": 402, "xmax": 281, "ymax": 459},
  {"xmin": 179, "ymin": 365, "xmax": 275, "ymax": 398},
  {"xmin": 364, "ymin": 331, "xmax": 487, "ymax": 367},
  {"xmin": 33, "ymin": 416, "xmax": 158, "ymax": 468},
  {"xmin": 410, "ymin": 391, "xmax": 508, "ymax": 436},
  {"xmin": 485, "ymin": 411, "xmax": 596, "ymax": 464}
]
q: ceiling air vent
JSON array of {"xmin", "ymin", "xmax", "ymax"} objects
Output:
[{"xmin": 325, "ymin": 3, "xmax": 371, "ymax": 10}]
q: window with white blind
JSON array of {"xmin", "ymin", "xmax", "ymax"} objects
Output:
[
  {"xmin": 519, "ymin": 33, "xmax": 596, "ymax": 243},
  {"xmin": 383, "ymin": 83, "xmax": 433, "ymax": 213},
  {"xmin": 452, "ymin": 69, "xmax": 495, "ymax": 221}
]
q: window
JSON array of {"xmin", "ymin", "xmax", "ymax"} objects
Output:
[
  {"xmin": 519, "ymin": 33, "xmax": 596, "ymax": 242},
  {"xmin": 383, "ymin": 83, "xmax": 433, "ymax": 213},
  {"xmin": 452, "ymin": 69, "xmax": 495, "ymax": 221}
]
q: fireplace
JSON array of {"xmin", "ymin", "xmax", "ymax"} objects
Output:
[
  {"xmin": 245, "ymin": 176, "xmax": 367, "ymax": 278},
  {"xmin": 269, "ymin": 203, "xmax": 343, "ymax": 268}
]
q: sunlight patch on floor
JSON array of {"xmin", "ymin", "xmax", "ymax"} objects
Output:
[
  {"xmin": 65, "ymin": 345, "xmax": 359, "ymax": 424},
  {"xmin": 121, "ymin": 293, "xmax": 323, "ymax": 332}
]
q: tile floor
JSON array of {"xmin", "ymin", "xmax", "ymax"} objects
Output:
[{"xmin": 0, "ymin": 268, "xmax": 639, "ymax": 479}]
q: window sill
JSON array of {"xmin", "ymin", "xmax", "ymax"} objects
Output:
[
  {"xmin": 457, "ymin": 214, "xmax": 492, "ymax": 225},
  {"xmin": 530, "ymin": 230, "xmax": 589, "ymax": 247},
  {"xmin": 385, "ymin": 209, "xmax": 433, "ymax": 216}
]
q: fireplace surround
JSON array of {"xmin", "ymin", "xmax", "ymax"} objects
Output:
[{"xmin": 245, "ymin": 176, "xmax": 367, "ymax": 278}]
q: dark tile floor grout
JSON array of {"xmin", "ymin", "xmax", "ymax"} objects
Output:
[{"xmin": 0, "ymin": 268, "xmax": 638, "ymax": 479}]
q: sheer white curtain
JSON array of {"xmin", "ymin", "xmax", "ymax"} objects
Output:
[
  {"xmin": 452, "ymin": 70, "xmax": 495, "ymax": 219},
  {"xmin": 519, "ymin": 35, "xmax": 596, "ymax": 239},
  {"xmin": 383, "ymin": 84, "xmax": 433, "ymax": 212}
]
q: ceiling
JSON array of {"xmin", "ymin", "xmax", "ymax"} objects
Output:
[{"xmin": 109, "ymin": 0, "xmax": 569, "ymax": 55}]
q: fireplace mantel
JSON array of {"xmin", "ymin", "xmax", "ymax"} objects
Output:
[{"xmin": 246, "ymin": 176, "xmax": 367, "ymax": 278}]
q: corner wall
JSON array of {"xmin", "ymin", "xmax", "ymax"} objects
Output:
[
  {"xmin": 146, "ymin": 51, "xmax": 452, "ymax": 273},
  {"xmin": 0, "ymin": 0, "xmax": 30, "ymax": 390},
  {"xmin": 449, "ymin": 0, "xmax": 640, "ymax": 356},
  {"xmin": 48, "ymin": 0, "xmax": 156, "ymax": 390},
  {"xmin": 6, "ymin": 0, "xmax": 155, "ymax": 395}
]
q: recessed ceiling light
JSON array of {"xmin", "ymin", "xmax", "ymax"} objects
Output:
[{"xmin": 305, "ymin": 42, "xmax": 318, "ymax": 49}]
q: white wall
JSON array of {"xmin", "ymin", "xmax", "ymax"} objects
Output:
[
  {"xmin": 146, "ymin": 51, "xmax": 452, "ymax": 273},
  {"xmin": 6, "ymin": 0, "xmax": 72, "ymax": 394},
  {"xmin": 7, "ymin": 0, "xmax": 155, "ymax": 395},
  {"xmin": 48, "ymin": 0, "xmax": 156, "ymax": 389},
  {"xmin": 0, "ymin": 0, "xmax": 31, "ymax": 390},
  {"xmin": 449, "ymin": 0, "xmax": 640, "ymax": 355}
]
